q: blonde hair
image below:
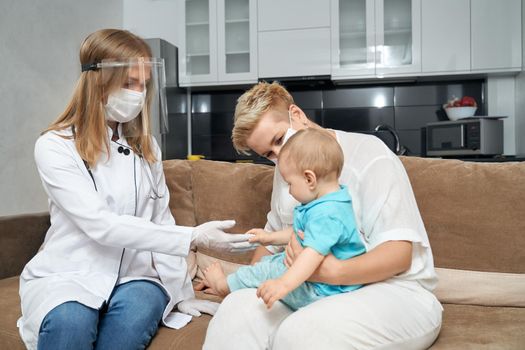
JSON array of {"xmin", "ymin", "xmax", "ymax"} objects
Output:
[
  {"xmin": 44, "ymin": 29, "xmax": 156, "ymax": 167},
  {"xmin": 232, "ymin": 81, "xmax": 294, "ymax": 155},
  {"xmin": 279, "ymin": 128, "xmax": 344, "ymax": 181}
]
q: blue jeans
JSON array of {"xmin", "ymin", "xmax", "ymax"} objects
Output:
[{"xmin": 37, "ymin": 280, "xmax": 169, "ymax": 350}]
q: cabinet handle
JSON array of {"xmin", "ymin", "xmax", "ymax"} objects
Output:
[{"xmin": 460, "ymin": 124, "xmax": 465, "ymax": 148}]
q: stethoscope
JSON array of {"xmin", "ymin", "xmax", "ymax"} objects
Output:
[
  {"xmin": 114, "ymin": 140, "xmax": 164, "ymax": 201},
  {"xmin": 83, "ymin": 139, "xmax": 164, "ymax": 202}
]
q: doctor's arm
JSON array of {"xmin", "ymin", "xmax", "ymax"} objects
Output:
[{"xmin": 35, "ymin": 136, "xmax": 193, "ymax": 256}]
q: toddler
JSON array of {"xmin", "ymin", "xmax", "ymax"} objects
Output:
[{"xmin": 203, "ymin": 128, "xmax": 366, "ymax": 310}]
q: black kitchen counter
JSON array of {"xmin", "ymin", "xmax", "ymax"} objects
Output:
[{"xmin": 429, "ymin": 155, "xmax": 525, "ymax": 162}]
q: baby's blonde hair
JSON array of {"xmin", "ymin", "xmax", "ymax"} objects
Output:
[
  {"xmin": 279, "ymin": 128, "xmax": 344, "ymax": 181},
  {"xmin": 232, "ymin": 81, "xmax": 294, "ymax": 155}
]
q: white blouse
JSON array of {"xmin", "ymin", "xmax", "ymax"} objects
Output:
[{"xmin": 264, "ymin": 130, "xmax": 438, "ymax": 291}]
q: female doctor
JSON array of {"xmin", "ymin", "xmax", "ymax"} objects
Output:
[
  {"xmin": 203, "ymin": 82, "xmax": 443, "ymax": 349},
  {"xmin": 18, "ymin": 29, "xmax": 252, "ymax": 350}
]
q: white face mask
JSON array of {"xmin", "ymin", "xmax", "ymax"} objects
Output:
[
  {"xmin": 105, "ymin": 88, "xmax": 146, "ymax": 123},
  {"xmin": 270, "ymin": 109, "xmax": 297, "ymax": 165}
]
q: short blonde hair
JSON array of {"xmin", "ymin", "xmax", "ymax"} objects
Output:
[
  {"xmin": 232, "ymin": 81, "xmax": 294, "ymax": 155},
  {"xmin": 279, "ymin": 128, "xmax": 344, "ymax": 180}
]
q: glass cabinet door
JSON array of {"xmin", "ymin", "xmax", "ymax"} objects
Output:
[
  {"xmin": 331, "ymin": 0, "xmax": 375, "ymax": 78},
  {"xmin": 217, "ymin": 0, "xmax": 257, "ymax": 82},
  {"xmin": 375, "ymin": 0, "xmax": 421, "ymax": 75},
  {"xmin": 180, "ymin": 0, "xmax": 218, "ymax": 85}
]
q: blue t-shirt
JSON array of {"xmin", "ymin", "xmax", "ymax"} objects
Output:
[{"xmin": 293, "ymin": 185, "xmax": 366, "ymax": 296}]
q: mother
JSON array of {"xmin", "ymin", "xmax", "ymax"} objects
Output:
[
  {"xmin": 18, "ymin": 29, "xmax": 251, "ymax": 350},
  {"xmin": 204, "ymin": 82, "xmax": 443, "ymax": 349}
]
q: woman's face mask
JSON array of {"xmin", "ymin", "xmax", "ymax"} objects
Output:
[
  {"xmin": 270, "ymin": 109, "xmax": 297, "ymax": 165},
  {"xmin": 105, "ymin": 88, "xmax": 146, "ymax": 123}
]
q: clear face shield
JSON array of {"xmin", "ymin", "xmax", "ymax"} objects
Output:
[{"xmin": 98, "ymin": 57, "xmax": 168, "ymax": 138}]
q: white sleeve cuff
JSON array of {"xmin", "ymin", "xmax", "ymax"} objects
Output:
[
  {"xmin": 368, "ymin": 228, "xmax": 426, "ymax": 250},
  {"xmin": 265, "ymin": 244, "xmax": 285, "ymax": 254}
]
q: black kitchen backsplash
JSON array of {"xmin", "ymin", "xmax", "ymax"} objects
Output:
[{"xmin": 165, "ymin": 80, "xmax": 485, "ymax": 161}]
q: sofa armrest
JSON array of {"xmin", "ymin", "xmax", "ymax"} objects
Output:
[{"xmin": 0, "ymin": 212, "xmax": 49, "ymax": 279}]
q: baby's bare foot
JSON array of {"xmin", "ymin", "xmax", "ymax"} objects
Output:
[{"xmin": 203, "ymin": 262, "xmax": 230, "ymax": 296}]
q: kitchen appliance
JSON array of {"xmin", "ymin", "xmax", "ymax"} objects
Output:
[{"xmin": 425, "ymin": 117, "xmax": 503, "ymax": 157}]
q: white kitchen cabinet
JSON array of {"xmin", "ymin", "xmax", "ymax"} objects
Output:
[
  {"xmin": 178, "ymin": 0, "xmax": 218, "ymax": 85},
  {"xmin": 331, "ymin": 0, "xmax": 421, "ymax": 80},
  {"xmin": 471, "ymin": 0, "xmax": 521, "ymax": 72},
  {"xmin": 331, "ymin": 0, "xmax": 375, "ymax": 78},
  {"xmin": 259, "ymin": 28, "xmax": 331, "ymax": 78},
  {"xmin": 257, "ymin": 0, "xmax": 331, "ymax": 79},
  {"xmin": 178, "ymin": 0, "xmax": 257, "ymax": 86},
  {"xmin": 421, "ymin": 0, "xmax": 470, "ymax": 74},
  {"xmin": 257, "ymin": 0, "xmax": 330, "ymax": 31},
  {"xmin": 375, "ymin": 0, "xmax": 421, "ymax": 76},
  {"xmin": 217, "ymin": 0, "xmax": 258, "ymax": 83}
]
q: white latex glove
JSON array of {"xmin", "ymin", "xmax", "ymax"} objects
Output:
[
  {"xmin": 177, "ymin": 298, "xmax": 220, "ymax": 317},
  {"xmin": 191, "ymin": 220, "xmax": 259, "ymax": 253}
]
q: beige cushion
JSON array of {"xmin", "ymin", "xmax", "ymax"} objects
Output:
[
  {"xmin": 434, "ymin": 267, "xmax": 525, "ymax": 307},
  {"xmin": 189, "ymin": 160, "xmax": 274, "ymax": 233},
  {"xmin": 163, "ymin": 160, "xmax": 197, "ymax": 227},
  {"xmin": 148, "ymin": 315, "xmax": 213, "ymax": 350},
  {"xmin": 429, "ymin": 303, "xmax": 525, "ymax": 349},
  {"xmin": 400, "ymin": 157, "xmax": 525, "ymax": 274},
  {"xmin": 195, "ymin": 251, "xmax": 246, "ymax": 282},
  {"xmin": 186, "ymin": 250, "xmax": 198, "ymax": 280}
]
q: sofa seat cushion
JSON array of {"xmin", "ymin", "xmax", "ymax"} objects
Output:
[
  {"xmin": 430, "ymin": 303, "xmax": 525, "ymax": 349},
  {"xmin": 147, "ymin": 315, "xmax": 212, "ymax": 350},
  {"xmin": 0, "ymin": 276, "xmax": 25, "ymax": 349},
  {"xmin": 0, "ymin": 276, "xmax": 219, "ymax": 350}
]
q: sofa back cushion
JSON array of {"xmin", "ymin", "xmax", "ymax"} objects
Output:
[
  {"xmin": 401, "ymin": 157, "xmax": 525, "ymax": 307},
  {"xmin": 189, "ymin": 160, "xmax": 274, "ymax": 231},
  {"xmin": 400, "ymin": 156, "xmax": 525, "ymax": 274},
  {"xmin": 190, "ymin": 160, "xmax": 274, "ymax": 265},
  {"xmin": 163, "ymin": 160, "xmax": 197, "ymax": 227},
  {"xmin": 163, "ymin": 159, "xmax": 274, "ymax": 266}
]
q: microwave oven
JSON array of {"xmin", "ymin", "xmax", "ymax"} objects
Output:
[{"xmin": 425, "ymin": 118, "xmax": 503, "ymax": 157}]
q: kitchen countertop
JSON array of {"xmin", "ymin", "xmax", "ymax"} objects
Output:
[{"xmin": 430, "ymin": 155, "xmax": 525, "ymax": 162}]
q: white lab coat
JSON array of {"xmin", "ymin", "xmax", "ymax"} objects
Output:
[
  {"xmin": 18, "ymin": 125, "xmax": 194, "ymax": 350},
  {"xmin": 264, "ymin": 129, "xmax": 438, "ymax": 291}
]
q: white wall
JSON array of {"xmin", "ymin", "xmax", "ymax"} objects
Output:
[
  {"xmin": 123, "ymin": 0, "xmax": 182, "ymax": 48},
  {"xmin": 0, "ymin": 0, "xmax": 123, "ymax": 216},
  {"xmin": 487, "ymin": 76, "xmax": 517, "ymax": 155}
]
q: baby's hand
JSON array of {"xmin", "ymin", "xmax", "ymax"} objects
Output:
[
  {"xmin": 256, "ymin": 279, "xmax": 290, "ymax": 309},
  {"xmin": 247, "ymin": 228, "xmax": 273, "ymax": 245}
]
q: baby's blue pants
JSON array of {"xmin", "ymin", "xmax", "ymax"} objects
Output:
[{"xmin": 227, "ymin": 253, "xmax": 321, "ymax": 310}]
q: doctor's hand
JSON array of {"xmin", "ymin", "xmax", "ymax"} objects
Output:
[
  {"xmin": 177, "ymin": 297, "xmax": 220, "ymax": 317},
  {"xmin": 191, "ymin": 220, "xmax": 258, "ymax": 253},
  {"xmin": 284, "ymin": 230, "xmax": 305, "ymax": 268}
]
